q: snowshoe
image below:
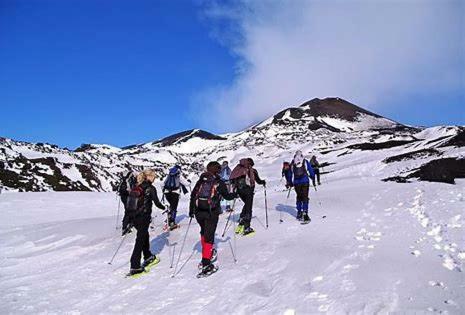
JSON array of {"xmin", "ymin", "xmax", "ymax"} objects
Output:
[
  {"xmin": 197, "ymin": 249, "xmax": 218, "ymax": 270},
  {"xmin": 126, "ymin": 267, "xmax": 146, "ymax": 278},
  {"xmin": 301, "ymin": 213, "xmax": 311, "ymax": 225},
  {"xmin": 235, "ymin": 224, "xmax": 244, "ymax": 235},
  {"xmin": 242, "ymin": 227, "xmax": 255, "ymax": 237},
  {"xmin": 196, "ymin": 263, "xmax": 218, "ymax": 278},
  {"xmin": 142, "ymin": 255, "xmax": 160, "ymax": 269}
]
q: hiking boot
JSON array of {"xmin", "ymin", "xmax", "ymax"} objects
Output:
[
  {"xmin": 128, "ymin": 267, "xmax": 145, "ymax": 276},
  {"xmin": 211, "ymin": 248, "xmax": 218, "ymax": 263},
  {"xmin": 242, "ymin": 226, "xmax": 255, "ymax": 236},
  {"xmin": 142, "ymin": 254, "xmax": 159, "ymax": 268},
  {"xmin": 296, "ymin": 211, "xmax": 303, "ymax": 221},
  {"xmin": 302, "ymin": 213, "xmax": 311, "ymax": 223},
  {"xmin": 225, "ymin": 205, "xmax": 231, "ymax": 212}
]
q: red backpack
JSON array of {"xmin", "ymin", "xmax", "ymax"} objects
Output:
[{"xmin": 126, "ymin": 185, "xmax": 146, "ymax": 215}]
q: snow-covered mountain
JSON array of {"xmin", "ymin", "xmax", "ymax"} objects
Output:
[
  {"xmin": 0, "ymin": 97, "xmax": 464, "ymax": 192},
  {"xmin": 1, "ymin": 97, "xmax": 465, "ymax": 314}
]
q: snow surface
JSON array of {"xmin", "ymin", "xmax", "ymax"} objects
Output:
[{"xmin": 1, "ymin": 158, "xmax": 464, "ymax": 314}]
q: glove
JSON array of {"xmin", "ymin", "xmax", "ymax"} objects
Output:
[
  {"xmin": 122, "ymin": 223, "xmax": 133, "ymax": 236},
  {"xmin": 262, "ymin": 180, "xmax": 267, "ymax": 187},
  {"xmin": 189, "ymin": 208, "xmax": 195, "ymax": 218}
]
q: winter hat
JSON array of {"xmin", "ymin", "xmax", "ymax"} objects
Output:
[{"xmin": 206, "ymin": 161, "xmax": 221, "ymax": 175}]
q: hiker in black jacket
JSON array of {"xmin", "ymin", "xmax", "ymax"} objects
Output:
[
  {"xmin": 230, "ymin": 158, "xmax": 266, "ymax": 236},
  {"xmin": 310, "ymin": 155, "xmax": 321, "ymax": 185},
  {"xmin": 126, "ymin": 169, "xmax": 166, "ymax": 276},
  {"xmin": 189, "ymin": 161, "xmax": 237, "ymax": 277}
]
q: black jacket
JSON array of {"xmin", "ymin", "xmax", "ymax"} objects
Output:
[
  {"xmin": 190, "ymin": 172, "xmax": 237, "ymax": 216},
  {"xmin": 140, "ymin": 181, "xmax": 165, "ymax": 216}
]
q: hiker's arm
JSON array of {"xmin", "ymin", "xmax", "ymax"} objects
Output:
[
  {"xmin": 150, "ymin": 187, "xmax": 165, "ymax": 210},
  {"xmin": 254, "ymin": 169, "xmax": 266, "ymax": 186},
  {"xmin": 306, "ymin": 160, "xmax": 316, "ymax": 180}
]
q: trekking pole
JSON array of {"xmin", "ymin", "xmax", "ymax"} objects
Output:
[
  {"xmin": 171, "ymin": 217, "xmax": 192, "ymax": 278},
  {"xmin": 108, "ymin": 233, "xmax": 128, "ymax": 265},
  {"xmin": 115, "ymin": 196, "xmax": 121, "ymax": 230},
  {"xmin": 221, "ymin": 198, "xmax": 237, "ymax": 237},
  {"xmin": 264, "ymin": 186, "xmax": 269, "ymax": 229}
]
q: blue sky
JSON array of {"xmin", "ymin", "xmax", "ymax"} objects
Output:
[{"xmin": 1, "ymin": 0, "xmax": 464, "ymax": 148}]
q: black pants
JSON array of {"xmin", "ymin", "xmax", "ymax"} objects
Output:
[
  {"xmin": 164, "ymin": 192, "xmax": 180, "ymax": 224},
  {"xmin": 237, "ymin": 186, "xmax": 254, "ymax": 228},
  {"xmin": 130, "ymin": 214, "xmax": 152, "ymax": 269},
  {"xmin": 120, "ymin": 194, "xmax": 130, "ymax": 229},
  {"xmin": 312, "ymin": 169, "xmax": 321, "ymax": 185},
  {"xmin": 294, "ymin": 183, "xmax": 309, "ymax": 212},
  {"xmin": 195, "ymin": 210, "xmax": 219, "ymax": 265}
]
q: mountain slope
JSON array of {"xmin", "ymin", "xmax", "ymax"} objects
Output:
[{"xmin": 0, "ymin": 98, "xmax": 464, "ymax": 192}]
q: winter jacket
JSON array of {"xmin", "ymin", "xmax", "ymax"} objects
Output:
[
  {"xmin": 189, "ymin": 172, "xmax": 237, "ymax": 216},
  {"xmin": 310, "ymin": 156, "xmax": 320, "ymax": 169},
  {"xmin": 291, "ymin": 159, "xmax": 315, "ymax": 186},
  {"xmin": 139, "ymin": 181, "xmax": 165, "ymax": 216},
  {"xmin": 220, "ymin": 165, "xmax": 231, "ymax": 182}
]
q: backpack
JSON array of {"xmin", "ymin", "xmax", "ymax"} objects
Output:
[
  {"xmin": 230, "ymin": 159, "xmax": 254, "ymax": 188},
  {"xmin": 126, "ymin": 185, "xmax": 146, "ymax": 216},
  {"xmin": 164, "ymin": 167, "xmax": 181, "ymax": 191},
  {"xmin": 195, "ymin": 173, "xmax": 219, "ymax": 210},
  {"xmin": 293, "ymin": 161, "xmax": 307, "ymax": 179},
  {"xmin": 220, "ymin": 166, "xmax": 231, "ymax": 182}
]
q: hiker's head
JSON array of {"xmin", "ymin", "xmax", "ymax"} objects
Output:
[
  {"xmin": 222, "ymin": 161, "xmax": 228, "ymax": 167},
  {"xmin": 247, "ymin": 158, "xmax": 255, "ymax": 167},
  {"xmin": 174, "ymin": 165, "xmax": 181, "ymax": 170},
  {"xmin": 137, "ymin": 169, "xmax": 156, "ymax": 185},
  {"xmin": 207, "ymin": 161, "xmax": 221, "ymax": 175}
]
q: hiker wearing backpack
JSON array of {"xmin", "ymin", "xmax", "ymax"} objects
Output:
[
  {"xmin": 281, "ymin": 162, "xmax": 293, "ymax": 189},
  {"xmin": 189, "ymin": 161, "xmax": 238, "ymax": 277},
  {"xmin": 220, "ymin": 161, "xmax": 232, "ymax": 212},
  {"xmin": 310, "ymin": 155, "xmax": 321, "ymax": 185},
  {"xmin": 230, "ymin": 158, "xmax": 266, "ymax": 236},
  {"xmin": 163, "ymin": 165, "xmax": 190, "ymax": 230},
  {"xmin": 117, "ymin": 171, "xmax": 137, "ymax": 233},
  {"xmin": 290, "ymin": 151, "xmax": 315, "ymax": 223},
  {"xmin": 125, "ymin": 169, "xmax": 166, "ymax": 276}
]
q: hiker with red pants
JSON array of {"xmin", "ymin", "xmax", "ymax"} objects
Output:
[
  {"xmin": 230, "ymin": 158, "xmax": 266, "ymax": 236},
  {"xmin": 189, "ymin": 161, "xmax": 238, "ymax": 278},
  {"xmin": 290, "ymin": 151, "xmax": 315, "ymax": 223}
]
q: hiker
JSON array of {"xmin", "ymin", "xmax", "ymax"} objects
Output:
[
  {"xmin": 189, "ymin": 161, "xmax": 238, "ymax": 277},
  {"xmin": 126, "ymin": 169, "xmax": 166, "ymax": 276},
  {"xmin": 310, "ymin": 155, "xmax": 321, "ymax": 185},
  {"xmin": 281, "ymin": 162, "xmax": 293, "ymax": 189},
  {"xmin": 220, "ymin": 161, "xmax": 232, "ymax": 212},
  {"xmin": 117, "ymin": 170, "xmax": 137, "ymax": 234},
  {"xmin": 290, "ymin": 151, "xmax": 315, "ymax": 223},
  {"xmin": 230, "ymin": 158, "xmax": 266, "ymax": 236},
  {"xmin": 163, "ymin": 165, "xmax": 190, "ymax": 230}
]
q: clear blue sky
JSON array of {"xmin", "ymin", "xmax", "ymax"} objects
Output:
[{"xmin": 1, "ymin": 0, "xmax": 463, "ymax": 149}]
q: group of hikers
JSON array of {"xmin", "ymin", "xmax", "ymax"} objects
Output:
[{"xmin": 117, "ymin": 151, "xmax": 321, "ymax": 278}]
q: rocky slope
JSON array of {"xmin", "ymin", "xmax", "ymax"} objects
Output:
[{"xmin": 1, "ymin": 98, "xmax": 463, "ymax": 192}]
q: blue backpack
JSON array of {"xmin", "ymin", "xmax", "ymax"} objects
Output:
[{"xmin": 164, "ymin": 167, "xmax": 181, "ymax": 191}]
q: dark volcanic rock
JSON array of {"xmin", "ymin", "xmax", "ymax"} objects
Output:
[
  {"xmin": 384, "ymin": 158, "xmax": 465, "ymax": 184},
  {"xmin": 383, "ymin": 148, "xmax": 442, "ymax": 163},
  {"xmin": 347, "ymin": 140, "xmax": 417, "ymax": 151},
  {"xmin": 152, "ymin": 129, "xmax": 226, "ymax": 147}
]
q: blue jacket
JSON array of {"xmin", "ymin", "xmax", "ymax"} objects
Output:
[{"xmin": 291, "ymin": 159, "xmax": 315, "ymax": 185}]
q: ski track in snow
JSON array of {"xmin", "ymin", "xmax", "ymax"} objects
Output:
[{"xmin": 1, "ymin": 178, "xmax": 464, "ymax": 313}]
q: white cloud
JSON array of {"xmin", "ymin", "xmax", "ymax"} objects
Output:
[{"xmin": 193, "ymin": 0, "xmax": 464, "ymax": 131}]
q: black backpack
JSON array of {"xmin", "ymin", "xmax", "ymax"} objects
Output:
[
  {"xmin": 293, "ymin": 161, "xmax": 307, "ymax": 179},
  {"xmin": 126, "ymin": 185, "xmax": 146, "ymax": 216},
  {"xmin": 195, "ymin": 173, "xmax": 219, "ymax": 210}
]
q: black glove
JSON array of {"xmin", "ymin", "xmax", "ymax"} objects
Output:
[
  {"xmin": 262, "ymin": 180, "xmax": 267, "ymax": 187},
  {"xmin": 122, "ymin": 223, "xmax": 133, "ymax": 236}
]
